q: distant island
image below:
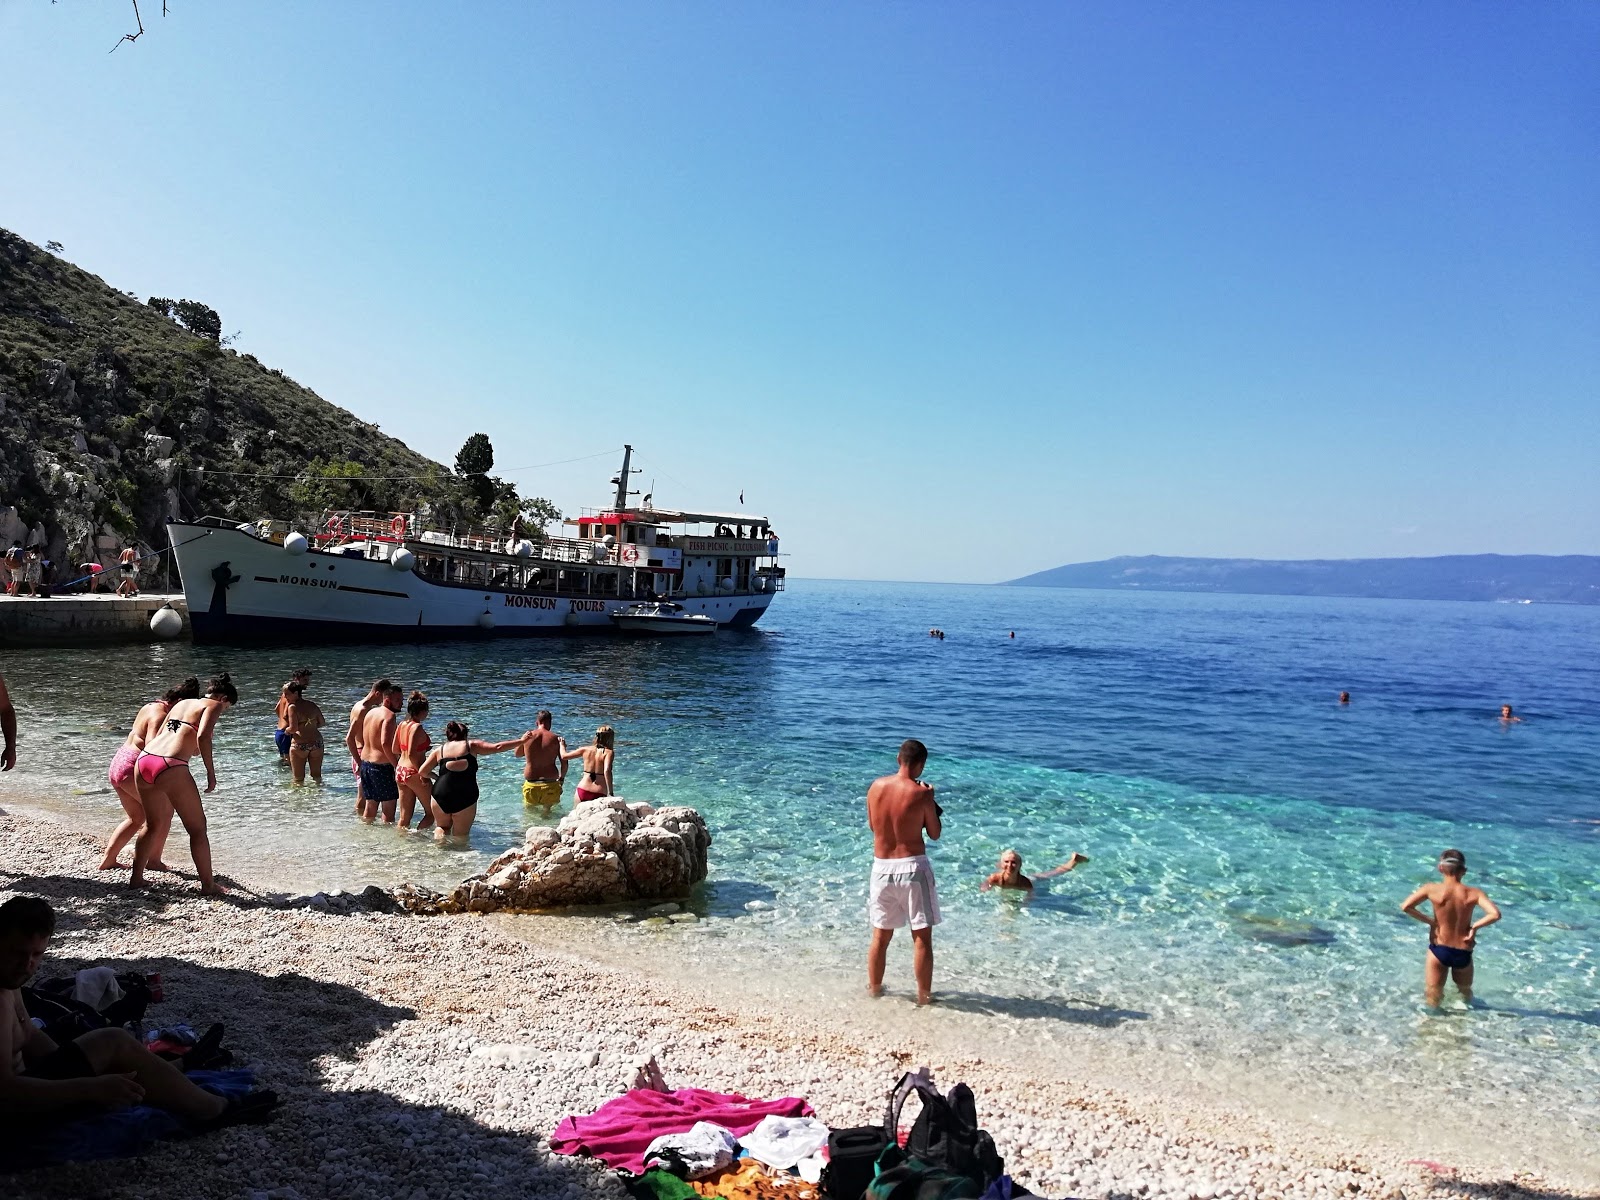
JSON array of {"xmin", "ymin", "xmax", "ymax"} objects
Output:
[{"xmin": 1003, "ymin": 555, "xmax": 1600, "ymax": 605}]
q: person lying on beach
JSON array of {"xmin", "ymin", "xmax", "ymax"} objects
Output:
[
  {"xmin": 103, "ymin": 676, "xmax": 200, "ymax": 872},
  {"xmin": 0, "ymin": 673, "xmax": 14, "ymax": 771},
  {"xmin": 130, "ymin": 673, "xmax": 237, "ymax": 894},
  {"xmin": 0, "ymin": 896, "xmax": 278, "ymax": 1128},
  {"xmin": 980, "ymin": 849, "xmax": 1089, "ymax": 892},
  {"xmin": 420, "ymin": 721, "xmax": 523, "ymax": 843},
  {"xmin": 1400, "ymin": 848, "xmax": 1502, "ymax": 1008}
]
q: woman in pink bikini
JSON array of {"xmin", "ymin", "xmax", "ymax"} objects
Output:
[
  {"xmin": 394, "ymin": 691, "xmax": 435, "ymax": 832},
  {"xmin": 130, "ymin": 673, "xmax": 238, "ymax": 893},
  {"xmin": 562, "ymin": 725, "xmax": 615, "ymax": 803},
  {"xmin": 102, "ymin": 676, "xmax": 200, "ymax": 872}
]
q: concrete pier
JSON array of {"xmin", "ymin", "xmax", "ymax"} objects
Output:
[{"xmin": 0, "ymin": 593, "xmax": 190, "ymax": 647}]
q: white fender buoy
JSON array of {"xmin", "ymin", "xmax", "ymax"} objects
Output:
[
  {"xmin": 513, "ymin": 539, "xmax": 534, "ymax": 557},
  {"xmin": 720, "ymin": 577, "xmax": 736, "ymax": 591},
  {"xmin": 696, "ymin": 581, "xmax": 710, "ymax": 596},
  {"xmin": 283, "ymin": 531, "xmax": 309, "ymax": 555},
  {"xmin": 150, "ymin": 605, "xmax": 183, "ymax": 639},
  {"xmin": 477, "ymin": 611, "xmax": 495, "ymax": 630},
  {"xmin": 563, "ymin": 611, "xmax": 580, "ymax": 626},
  {"xmin": 753, "ymin": 577, "xmax": 766, "ymax": 592},
  {"xmin": 602, "ymin": 533, "xmax": 616, "ymax": 549},
  {"xmin": 391, "ymin": 547, "xmax": 416, "ymax": 572}
]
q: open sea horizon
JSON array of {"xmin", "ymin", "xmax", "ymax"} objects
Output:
[{"xmin": 2, "ymin": 579, "xmax": 1596, "ymax": 1180}]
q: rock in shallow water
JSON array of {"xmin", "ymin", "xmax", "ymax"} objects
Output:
[{"xmin": 393, "ymin": 800, "xmax": 712, "ymax": 915}]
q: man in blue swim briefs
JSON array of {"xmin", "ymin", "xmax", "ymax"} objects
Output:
[
  {"xmin": 357, "ymin": 684, "xmax": 404, "ymax": 824},
  {"xmin": 1400, "ymin": 848, "xmax": 1501, "ymax": 1008}
]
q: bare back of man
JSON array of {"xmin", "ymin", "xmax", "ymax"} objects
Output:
[
  {"xmin": 865, "ymin": 739, "xmax": 942, "ymax": 1005},
  {"xmin": 522, "ymin": 728, "xmax": 562, "ymax": 781},
  {"xmin": 1401, "ymin": 848, "xmax": 1501, "ymax": 1008},
  {"xmin": 358, "ymin": 692, "xmax": 401, "ymax": 823}
]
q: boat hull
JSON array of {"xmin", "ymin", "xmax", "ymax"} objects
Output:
[
  {"xmin": 611, "ymin": 616, "xmax": 718, "ymax": 636},
  {"xmin": 168, "ymin": 523, "xmax": 773, "ymax": 644}
]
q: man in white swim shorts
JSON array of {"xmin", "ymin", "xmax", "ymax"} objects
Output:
[{"xmin": 866, "ymin": 738, "xmax": 942, "ymax": 1005}]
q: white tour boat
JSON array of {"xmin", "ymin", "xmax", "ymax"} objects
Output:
[
  {"xmin": 167, "ymin": 447, "xmax": 785, "ymax": 643},
  {"xmin": 610, "ymin": 601, "xmax": 718, "ymax": 636}
]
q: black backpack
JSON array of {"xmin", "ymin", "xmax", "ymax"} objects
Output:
[
  {"xmin": 23, "ymin": 972, "xmax": 154, "ymax": 1043},
  {"xmin": 884, "ymin": 1071, "xmax": 1004, "ymax": 1190}
]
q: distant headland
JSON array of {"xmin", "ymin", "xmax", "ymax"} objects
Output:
[{"xmin": 1003, "ymin": 554, "xmax": 1600, "ymax": 605}]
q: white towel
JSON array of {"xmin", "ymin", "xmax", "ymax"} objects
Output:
[{"xmin": 72, "ymin": 966, "xmax": 124, "ymax": 1012}]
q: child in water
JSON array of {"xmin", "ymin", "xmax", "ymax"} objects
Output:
[{"xmin": 981, "ymin": 848, "xmax": 1089, "ymax": 892}]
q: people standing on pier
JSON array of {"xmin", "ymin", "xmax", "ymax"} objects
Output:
[
  {"xmin": 130, "ymin": 673, "xmax": 238, "ymax": 894},
  {"xmin": 422, "ymin": 721, "xmax": 523, "ymax": 842},
  {"xmin": 115, "ymin": 546, "xmax": 139, "ymax": 597},
  {"xmin": 102, "ymin": 676, "xmax": 200, "ymax": 872},
  {"xmin": 20, "ymin": 545, "xmax": 43, "ymax": 597},
  {"xmin": 285, "ymin": 682, "xmax": 326, "ymax": 786},
  {"xmin": 564, "ymin": 725, "xmax": 615, "ymax": 803},
  {"xmin": 395, "ymin": 692, "xmax": 435, "ymax": 832},
  {"xmin": 519, "ymin": 710, "xmax": 567, "ymax": 814},
  {"xmin": 1400, "ymin": 848, "xmax": 1502, "ymax": 1008},
  {"xmin": 0, "ymin": 674, "xmax": 15, "ymax": 771},
  {"xmin": 866, "ymin": 738, "xmax": 942, "ymax": 1006},
  {"xmin": 357, "ymin": 685, "xmax": 404, "ymax": 824},
  {"xmin": 345, "ymin": 679, "xmax": 392, "ymax": 816},
  {"xmin": 3, "ymin": 542, "xmax": 22, "ymax": 596}
]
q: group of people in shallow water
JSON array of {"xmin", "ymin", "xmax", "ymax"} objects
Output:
[
  {"xmin": 93, "ymin": 667, "xmax": 624, "ymax": 893},
  {"xmin": 331, "ymin": 675, "xmax": 619, "ymax": 841}
]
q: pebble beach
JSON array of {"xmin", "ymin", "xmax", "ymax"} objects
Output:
[{"xmin": 4, "ymin": 805, "xmax": 1594, "ymax": 1200}]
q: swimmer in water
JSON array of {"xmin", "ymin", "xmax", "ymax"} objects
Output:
[
  {"xmin": 980, "ymin": 848, "xmax": 1089, "ymax": 892},
  {"xmin": 1500, "ymin": 704, "xmax": 1521, "ymax": 724},
  {"xmin": 1339, "ymin": 691, "xmax": 1350, "ymax": 705}
]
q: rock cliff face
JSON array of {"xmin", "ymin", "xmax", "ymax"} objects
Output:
[
  {"xmin": 0, "ymin": 228, "xmax": 448, "ymax": 573},
  {"xmin": 394, "ymin": 800, "xmax": 712, "ymax": 915}
]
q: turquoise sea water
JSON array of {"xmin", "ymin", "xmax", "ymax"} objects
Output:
[{"xmin": 2, "ymin": 581, "xmax": 1597, "ymax": 1174}]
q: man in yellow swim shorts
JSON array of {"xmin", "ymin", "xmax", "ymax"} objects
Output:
[{"xmin": 519, "ymin": 710, "xmax": 567, "ymax": 815}]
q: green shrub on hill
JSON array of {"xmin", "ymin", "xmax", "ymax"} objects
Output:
[{"xmin": 0, "ymin": 228, "xmax": 555, "ymax": 569}]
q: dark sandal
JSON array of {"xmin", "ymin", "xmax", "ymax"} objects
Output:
[{"xmin": 195, "ymin": 1089, "xmax": 280, "ymax": 1132}]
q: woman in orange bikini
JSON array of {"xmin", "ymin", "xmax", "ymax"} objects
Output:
[
  {"xmin": 395, "ymin": 691, "xmax": 435, "ymax": 832},
  {"xmin": 131, "ymin": 673, "xmax": 237, "ymax": 893},
  {"xmin": 562, "ymin": 725, "xmax": 615, "ymax": 803},
  {"xmin": 101, "ymin": 676, "xmax": 199, "ymax": 872}
]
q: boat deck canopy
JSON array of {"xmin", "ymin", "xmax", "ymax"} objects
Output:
[{"xmin": 569, "ymin": 508, "xmax": 770, "ymax": 527}]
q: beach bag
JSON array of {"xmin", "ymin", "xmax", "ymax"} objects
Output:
[
  {"xmin": 884, "ymin": 1072, "xmax": 1003, "ymax": 1192},
  {"xmin": 823, "ymin": 1125, "xmax": 891, "ymax": 1200},
  {"xmin": 866, "ymin": 1146, "xmax": 983, "ymax": 1200}
]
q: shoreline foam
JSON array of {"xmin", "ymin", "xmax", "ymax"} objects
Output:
[{"xmin": 2, "ymin": 804, "xmax": 1595, "ymax": 1200}]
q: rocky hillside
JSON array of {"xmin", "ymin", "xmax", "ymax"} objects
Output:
[{"xmin": 0, "ymin": 228, "xmax": 454, "ymax": 573}]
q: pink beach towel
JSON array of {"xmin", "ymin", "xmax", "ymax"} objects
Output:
[{"xmin": 551, "ymin": 1088, "xmax": 814, "ymax": 1174}]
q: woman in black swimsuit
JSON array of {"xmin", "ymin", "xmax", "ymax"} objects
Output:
[{"xmin": 419, "ymin": 720, "xmax": 521, "ymax": 843}]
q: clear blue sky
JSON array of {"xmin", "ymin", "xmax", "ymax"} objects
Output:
[{"xmin": 3, "ymin": 3, "xmax": 1595, "ymax": 582}]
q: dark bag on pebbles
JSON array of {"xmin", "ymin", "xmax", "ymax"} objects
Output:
[
  {"xmin": 883, "ymin": 1071, "xmax": 1004, "ymax": 1191},
  {"xmin": 823, "ymin": 1125, "xmax": 891, "ymax": 1200}
]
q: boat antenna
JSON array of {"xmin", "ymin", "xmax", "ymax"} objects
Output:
[{"xmin": 611, "ymin": 444, "xmax": 638, "ymax": 511}]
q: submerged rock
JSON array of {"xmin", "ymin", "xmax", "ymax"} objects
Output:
[{"xmin": 393, "ymin": 800, "xmax": 712, "ymax": 915}]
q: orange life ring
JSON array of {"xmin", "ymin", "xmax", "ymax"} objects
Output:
[
  {"xmin": 390, "ymin": 515, "xmax": 407, "ymax": 538},
  {"xmin": 621, "ymin": 544, "xmax": 639, "ymax": 564}
]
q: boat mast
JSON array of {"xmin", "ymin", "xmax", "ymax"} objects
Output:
[{"xmin": 613, "ymin": 444, "xmax": 634, "ymax": 511}]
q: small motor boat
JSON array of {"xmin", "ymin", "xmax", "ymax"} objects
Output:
[{"xmin": 610, "ymin": 601, "xmax": 718, "ymax": 635}]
